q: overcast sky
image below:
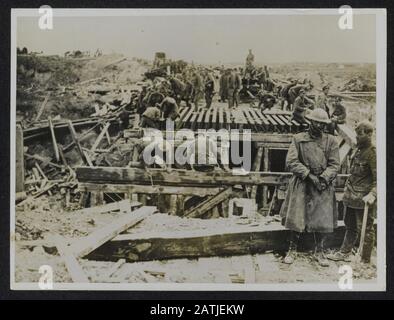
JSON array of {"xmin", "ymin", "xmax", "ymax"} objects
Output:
[{"xmin": 16, "ymin": 12, "xmax": 376, "ymax": 64}]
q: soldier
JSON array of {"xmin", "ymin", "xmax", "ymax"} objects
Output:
[
  {"xmin": 288, "ymin": 82, "xmax": 313, "ymax": 110},
  {"xmin": 327, "ymin": 121, "xmax": 376, "ymax": 264},
  {"xmin": 327, "ymin": 96, "xmax": 347, "ymax": 134},
  {"xmin": 191, "ymin": 70, "xmax": 204, "ymax": 111},
  {"xmin": 137, "ymin": 85, "xmax": 149, "ymax": 114},
  {"xmin": 219, "ymin": 69, "xmax": 230, "ymax": 102},
  {"xmin": 140, "ymin": 104, "xmax": 162, "ymax": 129},
  {"xmin": 315, "ymin": 84, "xmax": 331, "ymax": 116},
  {"xmin": 280, "ymin": 108, "xmax": 340, "ymax": 266},
  {"xmin": 168, "ymin": 76, "xmax": 187, "ymax": 106},
  {"xmin": 227, "ymin": 68, "xmax": 242, "ymax": 109},
  {"xmin": 280, "ymin": 78, "xmax": 298, "ymax": 110},
  {"xmin": 256, "ymin": 89, "xmax": 277, "ymax": 112},
  {"xmin": 204, "ymin": 70, "xmax": 215, "ymax": 108},
  {"xmin": 160, "ymin": 96, "xmax": 179, "ymax": 122},
  {"xmin": 292, "ymin": 89, "xmax": 315, "ymax": 124}
]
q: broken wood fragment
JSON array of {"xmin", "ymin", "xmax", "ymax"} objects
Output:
[
  {"xmin": 101, "ymin": 259, "xmax": 126, "ymax": 279},
  {"xmin": 25, "ymin": 154, "xmax": 63, "ymax": 169},
  {"xmin": 34, "ymin": 92, "xmax": 50, "ymax": 122},
  {"xmin": 57, "ymin": 144, "xmax": 68, "ymax": 167},
  {"xmin": 70, "ymin": 205, "xmax": 157, "ymax": 259},
  {"xmin": 74, "ymin": 199, "xmax": 141, "ymax": 215},
  {"xmin": 54, "ymin": 235, "xmax": 90, "ymax": 283},
  {"xmin": 67, "ymin": 120, "xmax": 92, "ymax": 167},
  {"xmin": 184, "ymin": 187, "xmax": 233, "ymax": 218},
  {"xmin": 90, "ymin": 122, "xmax": 111, "ymax": 152},
  {"xmin": 48, "ymin": 116, "xmax": 60, "ymax": 162}
]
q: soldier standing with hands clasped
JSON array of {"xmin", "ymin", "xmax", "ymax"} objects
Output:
[{"xmin": 280, "ymin": 109, "xmax": 340, "ymax": 266}]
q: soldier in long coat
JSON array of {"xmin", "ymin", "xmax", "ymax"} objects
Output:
[
  {"xmin": 219, "ymin": 69, "xmax": 230, "ymax": 102},
  {"xmin": 280, "ymin": 108, "xmax": 340, "ymax": 266}
]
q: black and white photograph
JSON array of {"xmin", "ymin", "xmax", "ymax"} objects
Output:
[{"xmin": 10, "ymin": 8, "xmax": 386, "ymax": 291}]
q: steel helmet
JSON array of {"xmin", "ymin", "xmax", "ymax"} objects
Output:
[{"xmin": 306, "ymin": 108, "xmax": 331, "ymax": 124}]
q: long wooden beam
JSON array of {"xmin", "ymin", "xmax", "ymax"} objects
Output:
[
  {"xmin": 78, "ymin": 183, "xmax": 222, "ymax": 197},
  {"xmin": 76, "ymin": 166, "xmax": 349, "ymax": 188},
  {"xmin": 86, "ymin": 222, "xmax": 346, "ymax": 262},
  {"xmin": 124, "ymin": 129, "xmax": 293, "ymax": 144},
  {"xmin": 70, "ymin": 206, "xmax": 157, "ymax": 258}
]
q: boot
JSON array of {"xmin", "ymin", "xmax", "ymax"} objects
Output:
[
  {"xmin": 326, "ymin": 251, "xmax": 351, "ymax": 262},
  {"xmin": 313, "ymin": 233, "xmax": 330, "ymax": 267},
  {"xmin": 283, "ymin": 244, "xmax": 297, "ymax": 264},
  {"xmin": 283, "ymin": 231, "xmax": 300, "ymax": 264}
]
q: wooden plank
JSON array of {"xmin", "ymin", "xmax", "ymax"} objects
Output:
[
  {"xmin": 55, "ymin": 235, "xmax": 90, "ymax": 283},
  {"xmin": 262, "ymin": 147, "xmax": 270, "ymax": 208},
  {"xmin": 232, "ymin": 109, "xmax": 248, "ymax": 125},
  {"xmin": 16, "ymin": 125, "xmax": 25, "ymax": 193},
  {"xmin": 337, "ymin": 124, "xmax": 357, "ymax": 148},
  {"xmin": 75, "ymin": 199, "xmax": 141, "ymax": 215},
  {"xmin": 63, "ymin": 122, "xmax": 102, "ymax": 152},
  {"xmin": 76, "ymin": 166, "xmax": 349, "ymax": 188},
  {"xmin": 339, "ymin": 143, "xmax": 352, "ymax": 165},
  {"xmin": 67, "ymin": 120, "xmax": 91, "ymax": 166},
  {"xmin": 271, "ymin": 114, "xmax": 286, "ymax": 127},
  {"xmin": 242, "ymin": 109, "xmax": 255, "ymax": 126},
  {"xmin": 204, "ymin": 108, "xmax": 212, "ymax": 125},
  {"xmin": 250, "ymin": 147, "xmax": 264, "ymax": 199},
  {"xmin": 78, "ymin": 183, "xmax": 221, "ymax": 197},
  {"xmin": 126, "ymin": 129, "xmax": 293, "ymax": 143},
  {"xmin": 48, "ymin": 117, "xmax": 60, "ymax": 162},
  {"xmin": 248, "ymin": 109, "xmax": 262, "ymax": 125},
  {"xmin": 90, "ymin": 122, "xmax": 111, "ymax": 152},
  {"xmin": 211, "ymin": 107, "xmax": 218, "ymax": 127},
  {"xmin": 57, "ymin": 144, "xmax": 68, "ymax": 167},
  {"xmin": 87, "ymin": 222, "xmax": 346, "ymax": 262},
  {"xmin": 219, "ymin": 107, "xmax": 224, "ymax": 127},
  {"xmin": 264, "ymin": 114, "xmax": 279, "ymax": 126},
  {"xmin": 182, "ymin": 107, "xmax": 195, "ymax": 125},
  {"xmin": 34, "ymin": 92, "xmax": 50, "ymax": 122},
  {"xmin": 189, "ymin": 110, "xmax": 199, "ymax": 129},
  {"xmin": 197, "ymin": 108, "xmax": 206, "ymax": 128},
  {"xmin": 99, "ymin": 259, "xmax": 126, "ymax": 280},
  {"xmin": 254, "ymin": 109, "xmax": 271, "ymax": 126},
  {"xmin": 225, "ymin": 109, "xmax": 232, "ymax": 129},
  {"xmin": 184, "ymin": 187, "xmax": 233, "ymax": 218},
  {"xmin": 69, "ymin": 206, "xmax": 157, "ymax": 258},
  {"xmin": 276, "ymin": 114, "xmax": 292, "ymax": 126},
  {"xmin": 178, "ymin": 106, "xmax": 189, "ymax": 120}
]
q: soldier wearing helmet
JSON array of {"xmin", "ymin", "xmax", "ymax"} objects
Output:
[
  {"xmin": 280, "ymin": 108, "xmax": 340, "ymax": 266},
  {"xmin": 328, "ymin": 121, "xmax": 376, "ymax": 264}
]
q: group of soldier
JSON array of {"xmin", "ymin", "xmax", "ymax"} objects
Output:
[
  {"xmin": 135, "ymin": 66, "xmax": 220, "ymax": 130},
  {"xmin": 280, "ymin": 108, "xmax": 376, "ymax": 266},
  {"xmin": 126, "ymin": 52, "xmax": 376, "ymax": 266}
]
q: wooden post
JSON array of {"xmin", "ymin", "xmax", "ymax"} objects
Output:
[
  {"xmin": 67, "ymin": 120, "xmax": 92, "ymax": 166},
  {"xmin": 16, "ymin": 125, "xmax": 25, "ymax": 193},
  {"xmin": 262, "ymin": 147, "xmax": 269, "ymax": 209},
  {"xmin": 48, "ymin": 116, "xmax": 60, "ymax": 162},
  {"xmin": 250, "ymin": 146, "xmax": 264, "ymax": 200},
  {"xmin": 169, "ymin": 195, "xmax": 178, "ymax": 215}
]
